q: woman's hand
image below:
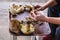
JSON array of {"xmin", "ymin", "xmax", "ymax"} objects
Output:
[
  {"xmin": 34, "ymin": 5, "xmax": 45, "ymax": 11},
  {"xmin": 29, "ymin": 11, "xmax": 47, "ymax": 22}
]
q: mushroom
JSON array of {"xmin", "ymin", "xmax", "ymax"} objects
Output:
[
  {"xmin": 10, "ymin": 19, "xmax": 21, "ymax": 34},
  {"xmin": 21, "ymin": 23, "xmax": 35, "ymax": 34},
  {"xmin": 24, "ymin": 5, "xmax": 33, "ymax": 12},
  {"xmin": 9, "ymin": 4, "xmax": 24, "ymax": 16}
]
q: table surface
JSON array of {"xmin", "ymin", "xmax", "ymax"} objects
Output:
[{"xmin": 0, "ymin": 2, "xmax": 49, "ymax": 40}]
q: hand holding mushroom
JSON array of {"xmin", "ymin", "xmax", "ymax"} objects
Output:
[{"xmin": 29, "ymin": 11, "xmax": 47, "ymax": 22}]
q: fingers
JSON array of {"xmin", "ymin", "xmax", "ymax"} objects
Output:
[
  {"xmin": 34, "ymin": 11, "xmax": 41, "ymax": 16},
  {"xmin": 34, "ymin": 10, "xmax": 38, "ymax": 15},
  {"xmin": 28, "ymin": 9, "xmax": 43, "ymax": 21},
  {"xmin": 36, "ymin": 8, "xmax": 43, "ymax": 11},
  {"xmin": 29, "ymin": 11, "xmax": 41, "ymax": 20},
  {"xmin": 36, "ymin": 8, "xmax": 41, "ymax": 11},
  {"xmin": 34, "ymin": 5, "xmax": 41, "ymax": 9},
  {"xmin": 30, "ymin": 11, "xmax": 36, "ymax": 17},
  {"xmin": 29, "ymin": 14, "xmax": 36, "ymax": 21}
]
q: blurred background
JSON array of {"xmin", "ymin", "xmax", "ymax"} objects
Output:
[
  {"xmin": 0, "ymin": 0, "xmax": 48, "ymax": 40},
  {"xmin": 0, "ymin": 0, "xmax": 48, "ymax": 2}
]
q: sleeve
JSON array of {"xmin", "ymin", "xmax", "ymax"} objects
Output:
[{"xmin": 55, "ymin": 0, "xmax": 60, "ymax": 4}]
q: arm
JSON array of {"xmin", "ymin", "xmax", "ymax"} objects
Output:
[
  {"xmin": 45, "ymin": 17, "xmax": 60, "ymax": 25},
  {"xmin": 36, "ymin": 0, "xmax": 57, "ymax": 11},
  {"xmin": 42, "ymin": 0, "xmax": 57, "ymax": 9},
  {"xmin": 29, "ymin": 11, "xmax": 60, "ymax": 25}
]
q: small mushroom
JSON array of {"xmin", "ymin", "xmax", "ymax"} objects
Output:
[{"xmin": 24, "ymin": 5, "xmax": 33, "ymax": 12}]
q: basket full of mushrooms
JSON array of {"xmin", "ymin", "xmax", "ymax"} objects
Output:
[{"xmin": 9, "ymin": 4, "xmax": 43, "ymax": 35}]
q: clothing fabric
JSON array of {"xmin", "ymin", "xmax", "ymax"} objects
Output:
[
  {"xmin": 48, "ymin": 0, "xmax": 60, "ymax": 37},
  {"xmin": 55, "ymin": 26, "xmax": 60, "ymax": 40}
]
